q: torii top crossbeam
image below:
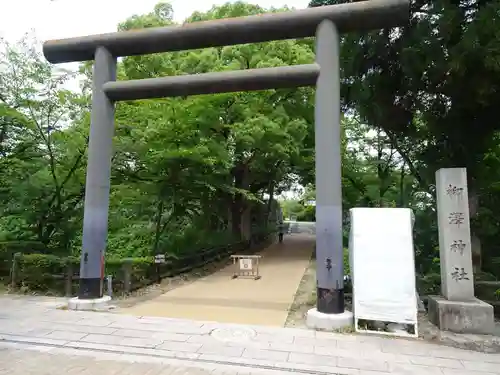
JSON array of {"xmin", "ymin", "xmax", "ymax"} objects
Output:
[{"xmin": 43, "ymin": 0, "xmax": 409, "ymax": 64}]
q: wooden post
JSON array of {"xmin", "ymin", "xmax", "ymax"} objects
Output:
[
  {"xmin": 122, "ymin": 258, "xmax": 133, "ymax": 294},
  {"xmin": 10, "ymin": 252, "xmax": 21, "ymax": 289},
  {"xmin": 65, "ymin": 262, "xmax": 73, "ymax": 297}
]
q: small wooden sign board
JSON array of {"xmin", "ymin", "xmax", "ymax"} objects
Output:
[{"xmin": 230, "ymin": 255, "xmax": 262, "ymax": 280}]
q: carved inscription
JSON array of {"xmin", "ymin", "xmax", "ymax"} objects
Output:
[
  {"xmin": 325, "ymin": 257, "xmax": 333, "ymax": 271},
  {"xmin": 451, "ymin": 267, "xmax": 469, "ymax": 282},
  {"xmin": 448, "ymin": 212, "xmax": 465, "ymax": 227},
  {"xmin": 450, "ymin": 240, "xmax": 466, "ymax": 255},
  {"xmin": 446, "ymin": 184, "xmax": 464, "ymax": 197}
]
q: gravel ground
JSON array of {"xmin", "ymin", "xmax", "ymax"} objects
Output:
[{"xmin": 285, "ymin": 260, "xmax": 500, "ymax": 353}]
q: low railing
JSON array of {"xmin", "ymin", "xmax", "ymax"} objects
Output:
[
  {"xmin": 9, "ymin": 230, "xmax": 275, "ymax": 296},
  {"xmin": 283, "ymin": 220, "xmax": 316, "ymax": 234}
]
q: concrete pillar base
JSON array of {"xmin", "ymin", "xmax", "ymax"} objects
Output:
[
  {"xmin": 68, "ymin": 296, "xmax": 112, "ymax": 311},
  {"xmin": 306, "ymin": 307, "xmax": 354, "ymax": 331},
  {"xmin": 427, "ymin": 295, "xmax": 494, "ymax": 334}
]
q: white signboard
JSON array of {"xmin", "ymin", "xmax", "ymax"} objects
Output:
[
  {"xmin": 239, "ymin": 258, "xmax": 253, "ymax": 271},
  {"xmin": 349, "ymin": 208, "xmax": 418, "ymax": 330}
]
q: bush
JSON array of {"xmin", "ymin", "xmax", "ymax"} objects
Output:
[
  {"xmin": 416, "ymin": 257, "xmax": 441, "ymax": 295},
  {"xmin": 343, "ymin": 248, "xmax": 350, "ymax": 276},
  {"xmin": 17, "ymin": 253, "xmax": 72, "ymax": 291},
  {"xmin": 0, "ymin": 241, "xmax": 46, "ymax": 278},
  {"xmin": 11, "ymin": 229, "xmax": 273, "ymax": 295},
  {"xmin": 15, "ymin": 253, "xmax": 154, "ymax": 293}
]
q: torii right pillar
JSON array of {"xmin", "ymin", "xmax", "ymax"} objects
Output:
[{"xmin": 306, "ymin": 19, "xmax": 354, "ymax": 330}]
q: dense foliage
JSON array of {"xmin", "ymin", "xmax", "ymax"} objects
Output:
[
  {"xmin": 1, "ymin": 3, "xmax": 303, "ymax": 265},
  {"xmin": 305, "ymin": 0, "xmax": 500, "ymax": 292},
  {"xmin": 1, "ymin": 1, "xmax": 499, "ymax": 300}
]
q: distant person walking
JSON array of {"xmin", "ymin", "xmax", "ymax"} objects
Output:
[{"xmin": 278, "ymin": 221, "xmax": 284, "ymax": 243}]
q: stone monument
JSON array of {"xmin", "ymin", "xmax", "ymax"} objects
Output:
[{"xmin": 428, "ymin": 168, "xmax": 494, "ymax": 334}]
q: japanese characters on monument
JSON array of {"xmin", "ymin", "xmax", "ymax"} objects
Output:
[{"xmin": 435, "ymin": 168, "xmax": 475, "ymax": 301}]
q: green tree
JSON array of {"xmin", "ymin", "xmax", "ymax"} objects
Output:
[
  {"xmin": 0, "ymin": 35, "xmax": 88, "ymax": 253},
  {"xmin": 309, "ymin": 0, "xmax": 500, "ymax": 273},
  {"xmin": 114, "ymin": 1, "xmax": 316, "ymax": 243}
]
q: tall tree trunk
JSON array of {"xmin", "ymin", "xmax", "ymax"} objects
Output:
[
  {"xmin": 398, "ymin": 162, "xmax": 406, "ymax": 207},
  {"xmin": 240, "ymin": 166, "xmax": 252, "ymax": 240},
  {"xmin": 152, "ymin": 199, "xmax": 164, "ymax": 255},
  {"xmin": 266, "ymin": 180, "xmax": 275, "ymax": 222},
  {"xmin": 231, "ymin": 164, "xmax": 251, "ymax": 240},
  {"xmin": 231, "ymin": 167, "xmax": 244, "ymax": 239}
]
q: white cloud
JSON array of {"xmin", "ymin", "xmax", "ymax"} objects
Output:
[
  {"xmin": 1, "ymin": 0, "xmax": 309, "ymax": 43},
  {"xmin": 1, "ymin": 0, "xmax": 309, "ymax": 92},
  {"xmin": 1, "ymin": 0, "xmax": 309, "ymax": 196}
]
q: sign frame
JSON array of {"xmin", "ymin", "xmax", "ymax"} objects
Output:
[{"xmin": 230, "ymin": 255, "xmax": 262, "ymax": 280}]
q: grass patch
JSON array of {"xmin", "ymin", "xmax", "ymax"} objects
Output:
[{"xmin": 285, "ymin": 257, "xmax": 317, "ymax": 327}]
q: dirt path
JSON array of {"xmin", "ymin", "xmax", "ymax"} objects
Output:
[{"xmin": 119, "ymin": 234, "xmax": 314, "ymax": 326}]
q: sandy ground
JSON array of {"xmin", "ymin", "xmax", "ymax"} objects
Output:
[{"xmin": 119, "ymin": 234, "xmax": 315, "ymax": 326}]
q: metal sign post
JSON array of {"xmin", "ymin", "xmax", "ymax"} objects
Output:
[{"xmin": 154, "ymin": 254, "xmax": 165, "ymax": 284}]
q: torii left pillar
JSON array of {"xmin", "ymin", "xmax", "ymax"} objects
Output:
[{"xmin": 68, "ymin": 47, "xmax": 116, "ymax": 310}]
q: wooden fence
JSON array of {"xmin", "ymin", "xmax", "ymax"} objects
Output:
[{"xmin": 9, "ymin": 231, "xmax": 275, "ymax": 296}]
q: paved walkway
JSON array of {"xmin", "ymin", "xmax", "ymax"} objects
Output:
[
  {"xmin": 1, "ymin": 296, "xmax": 500, "ymax": 375},
  {"xmin": 121, "ymin": 234, "xmax": 314, "ymax": 326},
  {"xmin": 1, "ymin": 346, "xmax": 267, "ymax": 375}
]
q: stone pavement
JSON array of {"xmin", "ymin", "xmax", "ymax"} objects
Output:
[
  {"xmin": 0, "ymin": 345, "xmax": 274, "ymax": 375},
  {"xmin": 1, "ymin": 296, "xmax": 500, "ymax": 374},
  {"xmin": 121, "ymin": 234, "xmax": 314, "ymax": 326}
]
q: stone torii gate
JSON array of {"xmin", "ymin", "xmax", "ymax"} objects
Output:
[{"xmin": 43, "ymin": 0, "xmax": 409, "ymax": 327}]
